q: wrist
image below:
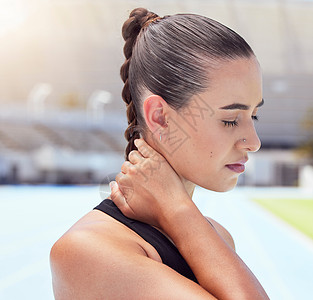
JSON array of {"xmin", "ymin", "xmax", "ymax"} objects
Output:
[{"xmin": 158, "ymin": 193, "xmax": 202, "ymax": 238}]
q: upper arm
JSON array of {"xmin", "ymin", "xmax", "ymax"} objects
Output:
[
  {"xmin": 206, "ymin": 217, "xmax": 236, "ymax": 251},
  {"xmin": 50, "ymin": 228, "xmax": 216, "ymax": 300}
]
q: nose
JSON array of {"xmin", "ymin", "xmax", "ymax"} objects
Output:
[{"xmin": 237, "ymin": 123, "xmax": 261, "ymax": 153}]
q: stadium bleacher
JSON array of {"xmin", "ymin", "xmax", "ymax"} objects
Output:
[{"xmin": 0, "ymin": 0, "xmax": 312, "ymax": 185}]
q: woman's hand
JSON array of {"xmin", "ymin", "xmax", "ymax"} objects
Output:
[
  {"xmin": 109, "ymin": 139, "xmax": 190, "ymax": 228},
  {"xmin": 109, "ymin": 139, "xmax": 269, "ymax": 300}
]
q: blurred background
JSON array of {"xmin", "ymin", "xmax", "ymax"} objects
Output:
[
  {"xmin": 0, "ymin": 0, "xmax": 313, "ymax": 299},
  {"xmin": 0, "ymin": 0, "xmax": 312, "ymax": 186}
]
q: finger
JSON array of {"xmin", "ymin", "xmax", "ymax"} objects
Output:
[
  {"xmin": 128, "ymin": 150, "xmax": 144, "ymax": 164},
  {"xmin": 115, "ymin": 172, "xmax": 134, "ymax": 200},
  {"xmin": 110, "ymin": 180, "xmax": 135, "ymax": 219},
  {"xmin": 135, "ymin": 139, "xmax": 166, "ymax": 164},
  {"xmin": 109, "ymin": 181, "xmax": 127, "ymax": 209},
  {"xmin": 115, "ymin": 172, "xmax": 124, "ymax": 182},
  {"xmin": 134, "ymin": 139, "xmax": 156, "ymax": 158},
  {"xmin": 121, "ymin": 161, "xmax": 132, "ymax": 174}
]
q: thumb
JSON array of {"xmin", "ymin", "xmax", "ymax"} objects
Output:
[
  {"xmin": 109, "ymin": 181, "xmax": 127, "ymax": 208},
  {"xmin": 109, "ymin": 181, "xmax": 136, "ymax": 219}
]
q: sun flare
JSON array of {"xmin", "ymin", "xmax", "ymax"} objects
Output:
[{"xmin": 0, "ymin": 0, "xmax": 33, "ymax": 36}]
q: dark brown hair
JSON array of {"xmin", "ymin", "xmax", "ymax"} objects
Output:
[{"xmin": 120, "ymin": 8, "xmax": 254, "ymax": 160}]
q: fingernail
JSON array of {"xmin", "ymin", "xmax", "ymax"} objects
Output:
[
  {"xmin": 134, "ymin": 139, "xmax": 138, "ymax": 147},
  {"xmin": 109, "ymin": 181, "xmax": 116, "ymax": 190}
]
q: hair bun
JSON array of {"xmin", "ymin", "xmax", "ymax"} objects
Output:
[
  {"xmin": 130, "ymin": 8, "xmax": 159, "ymax": 27},
  {"xmin": 122, "ymin": 8, "xmax": 159, "ymax": 51}
]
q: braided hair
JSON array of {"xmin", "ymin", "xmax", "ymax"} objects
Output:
[
  {"xmin": 120, "ymin": 8, "xmax": 254, "ymax": 161},
  {"xmin": 120, "ymin": 8, "xmax": 159, "ymax": 160}
]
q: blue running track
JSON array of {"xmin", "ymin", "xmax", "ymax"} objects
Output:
[{"xmin": 0, "ymin": 185, "xmax": 313, "ymax": 300}]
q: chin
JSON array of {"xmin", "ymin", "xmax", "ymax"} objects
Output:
[
  {"xmin": 201, "ymin": 177, "xmax": 238, "ymax": 193},
  {"xmin": 221, "ymin": 177, "xmax": 238, "ymax": 192}
]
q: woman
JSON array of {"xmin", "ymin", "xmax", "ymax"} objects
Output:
[{"xmin": 50, "ymin": 8, "xmax": 269, "ymax": 299}]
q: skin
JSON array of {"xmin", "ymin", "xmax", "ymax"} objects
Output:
[
  {"xmin": 140, "ymin": 56, "xmax": 262, "ymax": 196},
  {"xmin": 50, "ymin": 56, "xmax": 269, "ymax": 299}
]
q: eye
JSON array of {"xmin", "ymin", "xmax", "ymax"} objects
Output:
[
  {"xmin": 222, "ymin": 120, "xmax": 238, "ymax": 127},
  {"xmin": 223, "ymin": 115, "xmax": 259, "ymax": 127}
]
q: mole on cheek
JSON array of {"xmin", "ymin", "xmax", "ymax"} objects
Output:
[{"xmin": 210, "ymin": 151, "xmax": 213, "ymax": 158}]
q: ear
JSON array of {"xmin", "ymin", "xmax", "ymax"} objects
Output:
[{"xmin": 143, "ymin": 95, "xmax": 169, "ymax": 134}]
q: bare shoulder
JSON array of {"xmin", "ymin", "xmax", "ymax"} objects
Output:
[
  {"xmin": 51, "ymin": 209, "xmax": 162, "ymax": 261},
  {"xmin": 50, "ymin": 210, "xmax": 160, "ymax": 299},
  {"xmin": 205, "ymin": 217, "xmax": 236, "ymax": 251},
  {"xmin": 50, "ymin": 210, "xmax": 214, "ymax": 300}
]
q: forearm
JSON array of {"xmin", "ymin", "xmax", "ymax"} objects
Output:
[{"xmin": 160, "ymin": 196, "xmax": 269, "ymax": 300}]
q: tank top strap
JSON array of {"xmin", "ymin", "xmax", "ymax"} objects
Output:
[{"xmin": 94, "ymin": 199, "xmax": 198, "ymax": 283}]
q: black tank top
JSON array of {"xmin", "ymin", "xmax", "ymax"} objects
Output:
[{"xmin": 94, "ymin": 199, "xmax": 198, "ymax": 283}]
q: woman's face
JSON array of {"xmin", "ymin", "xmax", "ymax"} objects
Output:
[{"xmin": 160, "ymin": 57, "xmax": 263, "ymax": 192}]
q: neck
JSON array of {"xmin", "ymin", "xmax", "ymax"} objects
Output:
[
  {"xmin": 180, "ymin": 175, "xmax": 196, "ymax": 199},
  {"xmin": 144, "ymin": 134, "xmax": 196, "ymax": 199}
]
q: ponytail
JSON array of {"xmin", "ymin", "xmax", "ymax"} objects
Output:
[{"xmin": 120, "ymin": 8, "xmax": 160, "ymax": 161}]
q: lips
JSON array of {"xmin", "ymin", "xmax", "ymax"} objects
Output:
[
  {"xmin": 226, "ymin": 164, "xmax": 245, "ymax": 173},
  {"xmin": 225, "ymin": 158, "xmax": 248, "ymax": 174}
]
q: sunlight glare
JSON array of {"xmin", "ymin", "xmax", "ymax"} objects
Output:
[{"xmin": 0, "ymin": 0, "xmax": 32, "ymax": 36}]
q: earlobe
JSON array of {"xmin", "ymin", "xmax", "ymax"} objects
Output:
[{"xmin": 143, "ymin": 95, "xmax": 168, "ymax": 133}]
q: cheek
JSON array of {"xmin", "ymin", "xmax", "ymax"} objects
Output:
[
  {"xmin": 191, "ymin": 129, "xmax": 221, "ymax": 160},
  {"xmin": 181, "ymin": 136, "xmax": 217, "ymax": 172},
  {"xmin": 164, "ymin": 119, "xmax": 230, "ymax": 174}
]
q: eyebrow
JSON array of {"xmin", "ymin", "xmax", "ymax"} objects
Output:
[{"xmin": 219, "ymin": 98, "xmax": 264, "ymax": 110}]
